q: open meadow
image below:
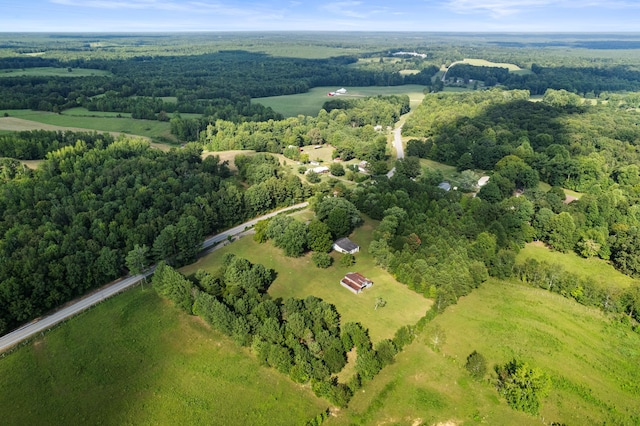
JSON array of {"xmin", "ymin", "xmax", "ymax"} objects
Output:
[
  {"xmin": 0, "ymin": 288, "xmax": 327, "ymax": 425},
  {"xmin": 253, "ymin": 85, "xmax": 428, "ymax": 117},
  {"xmin": 517, "ymin": 242, "xmax": 639, "ymax": 289},
  {"xmin": 0, "ymin": 110, "xmax": 176, "ymax": 147},
  {"xmin": 182, "ymin": 218, "xmax": 432, "ymax": 343},
  {"xmin": 0, "ymin": 67, "xmax": 113, "ymax": 78},
  {"xmin": 329, "ymin": 279, "xmax": 640, "ymax": 425}
]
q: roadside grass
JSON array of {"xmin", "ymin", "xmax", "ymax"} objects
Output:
[
  {"xmin": 182, "ymin": 218, "xmax": 432, "ymax": 343},
  {"xmin": 253, "ymin": 85, "xmax": 428, "ymax": 117},
  {"xmin": 0, "ymin": 110, "xmax": 176, "ymax": 144},
  {"xmin": 0, "ymin": 67, "xmax": 113, "ymax": 78},
  {"xmin": 517, "ymin": 242, "xmax": 639, "ymax": 289},
  {"xmin": 330, "ymin": 279, "xmax": 640, "ymax": 425},
  {"xmin": 0, "ymin": 289, "xmax": 326, "ymax": 425}
]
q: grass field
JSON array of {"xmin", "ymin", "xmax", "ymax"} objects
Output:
[
  {"xmin": 330, "ymin": 279, "xmax": 640, "ymax": 425},
  {"xmin": 460, "ymin": 58, "xmax": 532, "ymax": 75},
  {"xmin": 0, "ymin": 67, "xmax": 113, "ymax": 78},
  {"xmin": 0, "ymin": 110, "xmax": 176, "ymax": 145},
  {"xmin": 182, "ymin": 218, "xmax": 432, "ymax": 343},
  {"xmin": 419, "ymin": 158, "xmax": 460, "ymax": 182},
  {"xmin": 517, "ymin": 242, "xmax": 639, "ymax": 289},
  {"xmin": 0, "ymin": 288, "xmax": 327, "ymax": 425},
  {"xmin": 253, "ymin": 85, "xmax": 428, "ymax": 117}
]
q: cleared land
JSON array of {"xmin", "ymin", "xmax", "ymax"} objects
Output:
[
  {"xmin": 330, "ymin": 279, "xmax": 640, "ymax": 425},
  {"xmin": 517, "ymin": 242, "xmax": 639, "ymax": 289},
  {"xmin": 253, "ymin": 85, "xmax": 428, "ymax": 117},
  {"xmin": 0, "ymin": 67, "xmax": 112, "ymax": 78},
  {"xmin": 0, "ymin": 112, "xmax": 175, "ymax": 149},
  {"xmin": 0, "ymin": 289, "xmax": 326, "ymax": 425},
  {"xmin": 182, "ymin": 218, "xmax": 432, "ymax": 343}
]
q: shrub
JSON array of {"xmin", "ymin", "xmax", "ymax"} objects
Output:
[
  {"xmin": 312, "ymin": 252, "xmax": 333, "ymax": 268},
  {"xmin": 465, "ymin": 350, "xmax": 487, "ymax": 380}
]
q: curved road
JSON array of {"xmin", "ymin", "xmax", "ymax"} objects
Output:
[{"xmin": 0, "ymin": 202, "xmax": 308, "ymax": 353}]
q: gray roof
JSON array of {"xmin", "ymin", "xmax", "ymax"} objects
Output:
[
  {"xmin": 438, "ymin": 181, "xmax": 452, "ymax": 191},
  {"xmin": 334, "ymin": 237, "xmax": 359, "ymax": 251}
]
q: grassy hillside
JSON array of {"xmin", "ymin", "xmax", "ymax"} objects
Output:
[
  {"xmin": 329, "ymin": 280, "xmax": 640, "ymax": 425},
  {"xmin": 517, "ymin": 242, "xmax": 639, "ymax": 289},
  {"xmin": 0, "ymin": 289, "xmax": 326, "ymax": 425},
  {"xmin": 0, "ymin": 67, "xmax": 112, "ymax": 78}
]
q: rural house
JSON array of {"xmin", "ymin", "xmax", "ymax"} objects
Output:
[
  {"xmin": 333, "ymin": 237, "xmax": 359, "ymax": 254},
  {"xmin": 340, "ymin": 272, "xmax": 373, "ymax": 294}
]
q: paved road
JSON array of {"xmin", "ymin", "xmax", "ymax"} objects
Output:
[
  {"xmin": 0, "ymin": 202, "xmax": 308, "ymax": 353},
  {"xmin": 387, "ymin": 125, "xmax": 405, "ymax": 178}
]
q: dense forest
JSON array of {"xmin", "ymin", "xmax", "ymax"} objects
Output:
[{"xmin": 0, "ymin": 138, "xmax": 311, "ymax": 335}]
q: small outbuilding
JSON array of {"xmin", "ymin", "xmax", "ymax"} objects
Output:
[
  {"xmin": 438, "ymin": 181, "xmax": 452, "ymax": 191},
  {"xmin": 333, "ymin": 237, "xmax": 360, "ymax": 254},
  {"xmin": 340, "ymin": 272, "xmax": 373, "ymax": 294}
]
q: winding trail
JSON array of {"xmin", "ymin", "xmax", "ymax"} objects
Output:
[{"xmin": 0, "ymin": 202, "xmax": 308, "ymax": 353}]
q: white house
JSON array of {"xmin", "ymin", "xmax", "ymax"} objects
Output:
[{"xmin": 333, "ymin": 237, "xmax": 359, "ymax": 254}]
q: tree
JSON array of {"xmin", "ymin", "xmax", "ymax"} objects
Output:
[
  {"xmin": 329, "ymin": 162, "xmax": 345, "ymax": 176},
  {"xmin": 374, "ymin": 297, "xmax": 387, "ymax": 310},
  {"xmin": 306, "ymin": 170, "xmax": 321, "ymax": 183},
  {"xmin": 311, "ymin": 252, "xmax": 333, "ymax": 268},
  {"xmin": 307, "ymin": 220, "xmax": 333, "ymax": 253},
  {"xmin": 428, "ymin": 324, "xmax": 446, "ymax": 351},
  {"xmin": 340, "ymin": 253, "xmax": 355, "ymax": 267},
  {"xmin": 495, "ymin": 358, "xmax": 551, "ymax": 415},
  {"xmin": 125, "ymin": 244, "xmax": 149, "ymax": 287},
  {"xmin": 465, "ymin": 350, "xmax": 487, "ymax": 380}
]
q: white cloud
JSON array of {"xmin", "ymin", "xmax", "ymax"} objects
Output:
[{"xmin": 443, "ymin": 0, "xmax": 640, "ymax": 18}]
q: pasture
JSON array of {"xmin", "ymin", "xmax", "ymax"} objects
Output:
[
  {"xmin": 460, "ymin": 58, "xmax": 532, "ymax": 75},
  {"xmin": 0, "ymin": 110, "xmax": 176, "ymax": 146},
  {"xmin": 0, "ymin": 288, "xmax": 326, "ymax": 425},
  {"xmin": 0, "ymin": 67, "xmax": 113, "ymax": 78},
  {"xmin": 182, "ymin": 218, "xmax": 433, "ymax": 343},
  {"xmin": 330, "ymin": 279, "xmax": 640, "ymax": 425},
  {"xmin": 517, "ymin": 242, "xmax": 639, "ymax": 289},
  {"xmin": 253, "ymin": 85, "xmax": 428, "ymax": 117}
]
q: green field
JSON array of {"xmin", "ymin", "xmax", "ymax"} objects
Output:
[
  {"xmin": 0, "ymin": 288, "xmax": 326, "ymax": 425},
  {"xmin": 182, "ymin": 218, "xmax": 432, "ymax": 343},
  {"xmin": 0, "ymin": 67, "xmax": 113, "ymax": 78},
  {"xmin": 459, "ymin": 58, "xmax": 529, "ymax": 73},
  {"xmin": 0, "ymin": 109, "xmax": 176, "ymax": 143},
  {"xmin": 330, "ymin": 279, "xmax": 640, "ymax": 425},
  {"xmin": 517, "ymin": 242, "xmax": 639, "ymax": 289},
  {"xmin": 253, "ymin": 85, "xmax": 428, "ymax": 117}
]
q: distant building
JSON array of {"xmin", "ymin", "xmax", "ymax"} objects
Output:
[
  {"xmin": 478, "ymin": 176, "xmax": 490, "ymax": 187},
  {"xmin": 333, "ymin": 237, "xmax": 360, "ymax": 254},
  {"xmin": 336, "ymin": 88, "xmax": 347, "ymax": 94},
  {"xmin": 305, "ymin": 166, "xmax": 329, "ymax": 175},
  {"xmin": 438, "ymin": 181, "xmax": 452, "ymax": 191},
  {"xmin": 340, "ymin": 272, "xmax": 373, "ymax": 294}
]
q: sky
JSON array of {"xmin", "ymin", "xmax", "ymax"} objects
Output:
[{"xmin": 1, "ymin": 0, "xmax": 640, "ymax": 33}]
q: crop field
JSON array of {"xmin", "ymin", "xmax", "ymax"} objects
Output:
[
  {"xmin": 254, "ymin": 85, "xmax": 428, "ymax": 117},
  {"xmin": 0, "ymin": 110, "xmax": 176, "ymax": 145},
  {"xmin": 182, "ymin": 218, "xmax": 432, "ymax": 343},
  {"xmin": 517, "ymin": 242, "xmax": 639, "ymax": 289},
  {"xmin": 0, "ymin": 288, "xmax": 326, "ymax": 425},
  {"xmin": 0, "ymin": 67, "xmax": 113, "ymax": 78},
  {"xmin": 330, "ymin": 279, "xmax": 640, "ymax": 425}
]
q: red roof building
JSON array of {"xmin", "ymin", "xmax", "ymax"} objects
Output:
[{"xmin": 340, "ymin": 272, "xmax": 373, "ymax": 294}]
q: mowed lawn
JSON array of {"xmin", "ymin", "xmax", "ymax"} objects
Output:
[
  {"xmin": 330, "ymin": 280, "xmax": 640, "ymax": 425},
  {"xmin": 517, "ymin": 242, "xmax": 639, "ymax": 289},
  {"xmin": 253, "ymin": 85, "xmax": 428, "ymax": 117},
  {"xmin": 0, "ymin": 109, "xmax": 175, "ymax": 143},
  {"xmin": 0, "ymin": 289, "xmax": 326, "ymax": 425},
  {"xmin": 183, "ymin": 218, "xmax": 432, "ymax": 343}
]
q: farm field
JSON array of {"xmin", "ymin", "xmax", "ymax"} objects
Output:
[
  {"xmin": 182, "ymin": 218, "xmax": 432, "ymax": 343},
  {"xmin": 253, "ymin": 85, "xmax": 428, "ymax": 117},
  {"xmin": 0, "ymin": 288, "xmax": 326, "ymax": 425},
  {"xmin": 459, "ymin": 58, "xmax": 531, "ymax": 74},
  {"xmin": 329, "ymin": 279, "xmax": 640, "ymax": 425},
  {"xmin": 517, "ymin": 242, "xmax": 639, "ymax": 289},
  {"xmin": 0, "ymin": 67, "xmax": 112, "ymax": 78},
  {"xmin": 0, "ymin": 110, "xmax": 176, "ymax": 146}
]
